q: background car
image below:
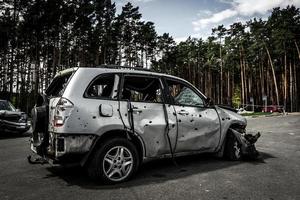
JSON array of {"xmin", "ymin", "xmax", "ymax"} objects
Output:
[{"xmin": 0, "ymin": 99, "xmax": 30, "ymax": 134}]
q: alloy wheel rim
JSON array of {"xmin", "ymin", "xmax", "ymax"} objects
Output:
[
  {"xmin": 103, "ymin": 146, "xmax": 133, "ymax": 181},
  {"xmin": 233, "ymin": 141, "xmax": 241, "ymax": 159}
]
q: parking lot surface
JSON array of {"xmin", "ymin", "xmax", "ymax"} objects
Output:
[{"xmin": 0, "ymin": 114, "xmax": 300, "ymax": 200}]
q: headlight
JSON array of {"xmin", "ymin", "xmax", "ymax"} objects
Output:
[{"xmin": 19, "ymin": 113, "xmax": 27, "ymax": 122}]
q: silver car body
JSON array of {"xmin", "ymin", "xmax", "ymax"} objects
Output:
[{"xmin": 32, "ymin": 67, "xmax": 247, "ymax": 163}]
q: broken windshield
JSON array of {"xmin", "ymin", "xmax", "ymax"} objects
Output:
[{"xmin": 0, "ymin": 100, "xmax": 16, "ymax": 111}]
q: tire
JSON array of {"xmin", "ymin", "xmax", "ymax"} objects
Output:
[
  {"xmin": 87, "ymin": 137, "xmax": 140, "ymax": 184},
  {"xmin": 224, "ymin": 133, "xmax": 242, "ymax": 161}
]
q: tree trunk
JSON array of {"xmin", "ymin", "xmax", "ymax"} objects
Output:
[
  {"xmin": 264, "ymin": 43, "xmax": 280, "ymax": 107},
  {"xmin": 219, "ymin": 40, "xmax": 223, "ymax": 104},
  {"xmin": 289, "ymin": 60, "xmax": 293, "ymax": 112},
  {"xmin": 284, "ymin": 51, "xmax": 287, "ymax": 111},
  {"xmin": 239, "ymin": 49, "xmax": 244, "ymax": 106}
]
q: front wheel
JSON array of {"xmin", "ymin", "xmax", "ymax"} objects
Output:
[
  {"xmin": 224, "ymin": 133, "xmax": 242, "ymax": 161},
  {"xmin": 87, "ymin": 138, "xmax": 139, "ymax": 184}
]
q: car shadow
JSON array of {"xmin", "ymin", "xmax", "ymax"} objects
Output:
[
  {"xmin": 45, "ymin": 151, "xmax": 274, "ymax": 189},
  {"xmin": 0, "ymin": 131, "xmax": 31, "ymax": 139}
]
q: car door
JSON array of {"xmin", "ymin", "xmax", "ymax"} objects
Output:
[
  {"xmin": 165, "ymin": 78, "xmax": 221, "ymax": 153},
  {"xmin": 118, "ymin": 74, "xmax": 177, "ymax": 157}
]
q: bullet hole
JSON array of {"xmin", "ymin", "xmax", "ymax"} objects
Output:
[
  {"xmin": 145, "ymin": 124, "xmax": 149, "ymax": 126},
  {"xmin": 117, "ymin": 109, "xmax": 119, "ymax": 111},
  {"xmin": 190, "ymin": 119, "xmax": 194, "ymax": 122},
  {"xmin": 149, "ymin": 121, "xmax": 152, "ymax": 123},
  {"xmin": 77, "ymin": 110, "xmax": 79, "ymax": 112},
  {"xmin": 125, "ymin": 114, "xmax": 127, "ymax": 116},
  {"xmin": 78, "ymin": 117, "xmax": 80, "ymax": 120},
  {"xmin": 172, "ymin": 124, "xmax": 175, "ymax": 128},
  {"xmin": 144, "ymin": 106, "xmax": 147, "ymax": 108},
  {"xmin": 84, "ymin": 125, "xmax": 87, "ymax": 128},
  {"xmin": 226, "ymin": 117, "xmax": 231, "ymax": 120},
  {"xmin": 156, "ymin": 141, "xmax": 159, "ymax": 144},
  {"xmin": 222, "ymin": 118, "xmax": 225, "ymax": 121},
  {"xmin": 199, "ymin": 114, "xmax": 202, "ymax": 117},
  {"xmin": 178, "ymin": 119, "xmax": 181, "ymax": 122},
  {"xmin": 194, "ymin": 128, "xmax": 198, "ymax": 130},
  {"xmin": 92, "ymin": 116, "xmax": 96, "ymax": 119},
  {"xmin": 173, "ymin": 112, "xmax": 176, "ymax": 116}
]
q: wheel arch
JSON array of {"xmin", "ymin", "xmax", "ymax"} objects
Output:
[
  {"xmin": 216, "ymin": 122, "xmax": 246, "ymax": 157},
  {"xmin": 80, "ymin": 129, "xmax": 145, "ymax": 167}
]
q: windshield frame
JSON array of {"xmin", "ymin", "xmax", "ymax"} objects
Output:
[{"xmin": 0, "ymin": 100, "xmax": 16, "ymax": 111}]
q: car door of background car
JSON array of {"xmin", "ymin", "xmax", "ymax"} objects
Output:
[
  {"xmin": 164, "ymin": 78, "xmax": 221, "ymax": 153},
  {"xmin": 118, "ymin": 74, "xmax": 177, "ymax": 157}
]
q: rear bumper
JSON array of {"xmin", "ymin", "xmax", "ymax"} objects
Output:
[
  {"xmin": 0, "ymin": 119, "xmax": 30, "ymax": 133},
  {"xmin": 30, "ymin": 132, "xmax": 95, "ymax": 161}
]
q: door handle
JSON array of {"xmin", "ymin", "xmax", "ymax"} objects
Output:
[
  {"xmin": 132, "ymin": 106, "xmax": 143, "ymax": 114},
  {"xmin": 178, "ymin": 110, "xmax": 189, "ymax": 115}
]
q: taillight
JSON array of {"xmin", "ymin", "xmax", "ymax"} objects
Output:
[
  {"xmin": 54, "ymin": 116, "xmax": 64, "ymax": 127},
  {"xmin": 56, "ymin": 97, "xmax": 74, "ymax": 111},
  {"xmin": 53, "ymin": 98, "xmax": 73, "ymax": 127}
]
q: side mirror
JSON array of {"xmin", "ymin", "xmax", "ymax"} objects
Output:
[
  {"xmin": 99, "ymin": 104, "xmax": 113, "ymax": 117},
  {"xmin": 205, "ymin": 97, "xmax": 214, "ymax": 107}
]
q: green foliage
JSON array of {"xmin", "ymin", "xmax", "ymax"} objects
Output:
[
  {"xmin": 0, "ymin": 2, "xmax": 300, "ymax": 112},
  {"xmin": 232, "ymin": 87, "xmax": 241, "ymax": 108}
]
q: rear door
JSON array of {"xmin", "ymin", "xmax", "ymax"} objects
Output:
[
  {"xmin": 165, "ymin": 78, "xmax": 221, "ymax": 153},
  {"xmin": 118, "ymin": 74, "xmax": 177, "ymax": 157}
]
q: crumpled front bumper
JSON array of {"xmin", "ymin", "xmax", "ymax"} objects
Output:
[
  {"xmin": 230, "ymin": 128, "xmax": 261, "ymax": 158},
  {"xmin": 0, "ymin": 119, "xmax": 30, "ymax": 133}
]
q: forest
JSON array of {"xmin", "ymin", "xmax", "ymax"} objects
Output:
[{"xmin": 0, "ymin": 0, "xmax": 299, "ymax": 113}]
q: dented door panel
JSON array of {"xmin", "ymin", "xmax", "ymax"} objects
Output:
[
  {"xmin": 119, "ymin": 101, "xmax": 174, "ymax": 157},
  {"xmin": 174, "ymin": 106, "xmax": 220, "ymax": 153}
]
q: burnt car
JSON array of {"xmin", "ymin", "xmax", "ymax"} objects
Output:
[
  {"xmin": 29, "ymin": 65, "xmax": 260, "ymax": 183},
  {"xmin": 0, "ymin": 100, "xmax": 30, "ymax": 134}
]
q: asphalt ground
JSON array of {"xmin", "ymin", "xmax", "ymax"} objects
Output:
[{"xmin": 0, "ymin": 114, "xmax": 299, "ymax": 200}]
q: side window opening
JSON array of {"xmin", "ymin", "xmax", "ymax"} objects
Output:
[
  {"xmin": 85, "ymin": 74, "xmax": 118, "ymax": 99},
  {"xmin": 121, "ymin": 76, "xmax": 163, "ymax": 103},
  {"xmin": 167, "ymin": 79, "xmax": 204, "ymax": 106}
]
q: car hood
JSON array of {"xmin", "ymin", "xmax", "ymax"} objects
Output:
[
  {"xmin": 0, "ymin": 110, "xmax": 26, "ymax": 119},
  {"xmin": 216, "ymin": 106, "xmax": 247, "ymax": 126}
]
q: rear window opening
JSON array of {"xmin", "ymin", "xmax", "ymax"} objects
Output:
[
  {"xmin": 46, "ymin": 72, "xmax": 74, "ymax": 97},
  {"xmin": 85, "ymin": 74, "xmax": 118, "ymax": 99}
]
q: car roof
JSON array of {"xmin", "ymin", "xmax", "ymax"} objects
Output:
[{"xmin": 57, "ymin": 66, "xmax": 188, "ymax": 83}]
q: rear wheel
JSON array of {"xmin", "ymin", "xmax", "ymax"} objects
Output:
[
  {"xmin": 224, "ymin": 133, "xmax": 242, "ymax": 161},
  {"xmin": 87, "ymin": 138, "xmax": 139, "ymax": 183}
]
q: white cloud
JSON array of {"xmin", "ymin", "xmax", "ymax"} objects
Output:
[
  {"xmin": 192, "ymin": 0, "xmax": 300, "ymax": 30},
  {"xmin": 126, "ymin": 0, "xmax": 155, "ymax": 3},
  {"xmin": 193, "ymin": 9, "xmax": 237, "ymax": 30},
  {"xmin": 174, "ymin": 33, "xmax": 210, "ymax": 44}
]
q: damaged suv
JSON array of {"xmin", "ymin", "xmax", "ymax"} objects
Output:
[{"xmin": 29, "ymin": 66, "xmax": 260, "ymax": 183}]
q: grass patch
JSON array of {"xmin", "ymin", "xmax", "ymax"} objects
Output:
[{"xmin": 241, "ymin": 112, "xmax": 272, "ymax": 117}]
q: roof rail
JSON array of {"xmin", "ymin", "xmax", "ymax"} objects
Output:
[{"xmin": 95, "ymin": 65, "xmax": 154, "ymax": 72}]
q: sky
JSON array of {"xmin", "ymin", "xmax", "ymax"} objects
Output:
[{"xmin": 114, "ymin": 0, "xmax": 300, "ymax": 42}]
